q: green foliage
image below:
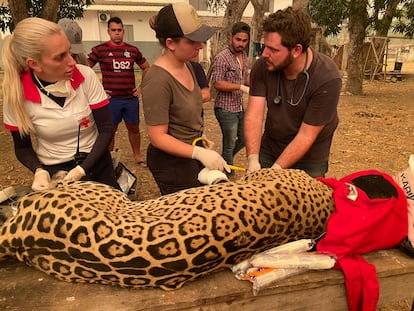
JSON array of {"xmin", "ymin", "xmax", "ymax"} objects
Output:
[
  {"xmin": 58, "ymin": 0, "xmax": 95, "ymax": 20},
  {"xmin": 0, "ymin": 4, "xmax": 12, "ymax": 33},
  {"xmin": 392, "ymin": 0, "xmax": 414, "ymax": 38},
  {"xmin": 308, "ymin": 0, "xmax": 414, "ymax": 38},
  {"xmin": 0, "ymin": 0, "xmax": 94, "ymax": 33},
  {"xmin": 307, "ymin": 0, "xmax": 349, "ymax": 36}
]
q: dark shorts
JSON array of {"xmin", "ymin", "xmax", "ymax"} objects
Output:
[
  {"xmin": 109, "ymin": 96, "xmax": 140, "ymax": 125},
  {"xmin": 147, "ymin": 144, "xmax": 203, "ymax": 195}
]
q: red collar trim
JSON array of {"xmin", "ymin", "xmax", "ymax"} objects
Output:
[{"xmin": 21, "ymin": 66, "xmax": 85, "ymax": 103}]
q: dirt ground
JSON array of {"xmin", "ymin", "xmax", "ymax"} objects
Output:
[{"xmin": 0, "ymin": 67, "xmax": 413, "ymax": 310}]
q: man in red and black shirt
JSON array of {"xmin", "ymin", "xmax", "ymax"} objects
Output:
[{"xmin": 88, "ymin": 17, "xmax": 150, "ymax": 167}]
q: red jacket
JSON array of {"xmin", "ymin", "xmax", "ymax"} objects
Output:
[{"xmin": 317, "ymin": 170, "xmax": 408, "ymax": 311}]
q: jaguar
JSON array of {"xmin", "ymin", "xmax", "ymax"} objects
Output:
[{"xmin": 0, "ymin": 169, "xmax": 334, "ymax": 290}]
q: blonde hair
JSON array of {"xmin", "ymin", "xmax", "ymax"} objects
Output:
[{"xmin": 2, "ymin": 17, "xmax": 63, "ymax": 135}]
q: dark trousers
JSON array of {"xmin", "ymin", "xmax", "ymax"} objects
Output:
[
  {"xmin": 43, "ymin": 150, "xmax": 120, "ymax": 190},
  {"xmin": 147, "ymin": 144, "xmax": 203, "ymax": 195}
]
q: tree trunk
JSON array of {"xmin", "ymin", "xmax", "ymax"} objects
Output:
[
  {"xmin": 345, "ymin": 0, "xmax": 369, "ymax": 95},
  {"xmin": 293, "ymin": 0, "xmax": 309, "ymax": 9},
  {"xmin": 8, "ymin": 0, "xmax": 29, "ymax": 24},
  {"xmin": 39, "ymin": 0, "xmax": 62, "ymax": 22},
  {"xmin": 215, "ymin": 0, "xmax": 250, "ymax": 55},
  {"xmin": 249, "ymin": 0, "xmax": 268, "ymax": 67},
  {"xmin": 8, "ymin": 0, "xmax": 62, "ymax": 25},
  {"xmin": 371, "ymin": 0, "xmax": 399, "ymax": 73},
  {"xmin": 375, "ymin": 0, "xmax": 399, "ymax": 37}
]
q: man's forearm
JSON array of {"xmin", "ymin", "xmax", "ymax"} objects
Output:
[
  {"xmin": 275, "ymin": 125, "xmax": 323, "ymax": 168},
  {"xmin": 275, "ymin": 139, "xmax": 313, "ymax": 169},
  {"xmin": 244, "ymin": 114, "xmax": 263, "ymax": 156}
]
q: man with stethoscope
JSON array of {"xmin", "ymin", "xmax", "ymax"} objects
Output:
[{"xmin": 244, "ymin": 6, "xmax": 342, "ymax": 178}]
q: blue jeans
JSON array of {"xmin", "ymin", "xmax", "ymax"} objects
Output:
[
  {"xmin": 260, "ymin": 151, "xmax": 329, "ymax": 178},
  {"xmin": 214, "ymin": 108, "xmax": 245, "ymax": 167}
]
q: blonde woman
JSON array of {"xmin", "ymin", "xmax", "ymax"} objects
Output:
[
  {"xmin": 142, "ymin": 3, "xmax": 229, "ymax": 195},
  {"xmin": 2, "ymin": 17, "xmax": 119, "ymax": 191}
]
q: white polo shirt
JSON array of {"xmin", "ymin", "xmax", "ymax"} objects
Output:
[{"xmin": 3, "ymin": 64, "xmax": 109, "ymax": 165}]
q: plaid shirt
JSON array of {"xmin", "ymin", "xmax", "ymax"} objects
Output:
[{"xmin": 211, "ymin": 45, "xmax": 248, "ymax": 112}]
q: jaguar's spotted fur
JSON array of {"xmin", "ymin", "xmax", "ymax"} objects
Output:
[{"xmin": 0, "ymin": 169, "xmax": 334, "ymax": 290}]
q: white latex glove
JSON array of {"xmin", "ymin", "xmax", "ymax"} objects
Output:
[
  {"xmin": 240, "ymin": 85, "xmax": 250, "ymax": 94},
  {"xmin": 271, "ymin": 162, "xmax": 282, "ymax": 170},
  {"xmin": 32, "ymin": 169, "xmax": 51, "ymax": 191},
  {"xmin": 192, "ymin": 146, "xmax": 230, "ymax": 172},
  {"xmin": 64, "ymin": 165, "xmax": 86, "ymax": 182},
  {"xmin": 247, "ymin": 154, "xmax": 261, "ymax": 173}
]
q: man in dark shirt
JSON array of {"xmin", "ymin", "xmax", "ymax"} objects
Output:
[{"xmin": 244, "ymin": 7, "xmax": 342, "ymax": 177}]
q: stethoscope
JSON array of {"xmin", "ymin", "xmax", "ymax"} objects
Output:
[{"xmin": 273, "ymin": 49, "xmax": 310, "ymax": 106}]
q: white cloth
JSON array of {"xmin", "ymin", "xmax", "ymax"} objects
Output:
[
  {"xmin": 395, "ymin": 154, "xmax": 414, "ymax": 245},
  {"xmin": 198, "ymin": 168, "xmax": 228, "ymax": 185}
]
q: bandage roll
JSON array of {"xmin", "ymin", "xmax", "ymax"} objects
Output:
[
  {"xmin": 250, "ymin": 253, "xmax": 336, "ymax": 270},
  {"xmin": 232, "ymin": 239, "xmax": 315, "ymax": 274},
  {"xmin": 262, "ymin": 239, "xmax": 315, "ymax": 255}
]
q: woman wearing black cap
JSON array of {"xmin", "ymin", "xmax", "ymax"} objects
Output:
[{"xmin": 142, "ymin": 3, "xmax": 229, "ymax": 195}]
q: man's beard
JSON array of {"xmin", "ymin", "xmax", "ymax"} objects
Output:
[
  {"xmin": 234, "ymin": 45, "xmax": 246, "ymax": 52},
  {"xmin": 265, "ymin": 53, "xmax": 293, "ymax": 71}
]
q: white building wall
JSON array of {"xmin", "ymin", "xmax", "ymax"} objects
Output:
[{"xmin": 79, "ymin": 11, "xmax": 156, "ymax": 42}]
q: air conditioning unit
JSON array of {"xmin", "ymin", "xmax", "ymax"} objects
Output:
[{"xmin": 98, "ymin": 12, "xmax": 110, "ymax": 23}]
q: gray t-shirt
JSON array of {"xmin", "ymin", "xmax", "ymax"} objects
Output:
[
  {"xmin": 250, "ymin": 49, "xmax": 342, "ymax": 162},
  {"xmin": 142, "ymin": 63, "xmax": 203, "ymax": 144}
]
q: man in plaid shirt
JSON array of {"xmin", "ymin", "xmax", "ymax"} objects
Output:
[{"xmin": 211, "ymin": 22, "xmax": 250, "ymax": 175}]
